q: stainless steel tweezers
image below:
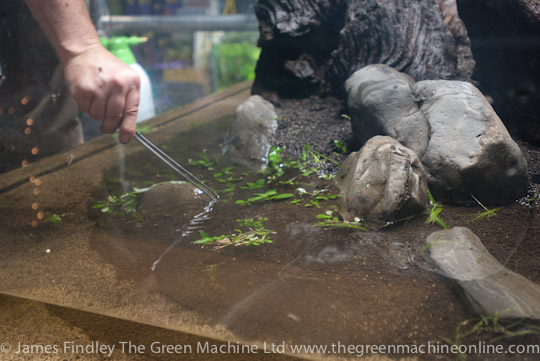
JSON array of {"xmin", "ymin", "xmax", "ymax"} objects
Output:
[{"xmin": 134, "ymin": 131, "xmax": 219, "ymax": 201}]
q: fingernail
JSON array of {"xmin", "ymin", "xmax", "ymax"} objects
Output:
[{"xmin": 120, "ymin": 135, "xmax": 131, "ymax": 144}]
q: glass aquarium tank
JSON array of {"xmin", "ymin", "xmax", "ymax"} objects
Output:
[{"xmin": 1, "ymin": 0, "xmax": 539, "ymax": 360}]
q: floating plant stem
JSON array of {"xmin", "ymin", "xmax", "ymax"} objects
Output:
[
  {"xmin": 195, "ymin": 217, "xmax": 276, "ymax": 249},
  {"xmin": 291, "ymin": 187, "xmax": 339, "ymax": 207},
  {"xmin": 470, "ymin": 194, "xmax": 501, "ymax": 220},
  {"xmin": 315, "ymin": 210, "xmax": 367, "ymax": 231},
  {"xmin": 235, "ymin": 189, "xmax": 294, "ymax": 205},
  {"xmin": 45, "ymin": 214, "xmax": 63, "ymax": 224},
  {"xmin": 92, "ymin": 180, "xmax": 186, "ymax": 216}
]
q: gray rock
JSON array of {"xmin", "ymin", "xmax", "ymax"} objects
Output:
[
  {"xmin": 346, "ymin": 65, "xmax": 528, "ymax": 204},
  {"xmin": 335, "ymin": 136, "xmax": 429, "ymax": 227},
  {"xmin": 345, "ymin": 65, "xmax": 429, "ymax": 158},
  {"xmin": 427, "ymin": 227, "xmax": 540, "ymax": 320},
  {"xmin": 415, "ymin": 80, "xmax": 528, "ymax": 204},
  {"xmin": 222, "ymin": 95, "xmax": 278, "ymax": 170},
  {"xmin": 139, "ymin": 182, "xmax": 208, "ymax": 219}
]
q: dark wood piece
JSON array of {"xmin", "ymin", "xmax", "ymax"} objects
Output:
[{"xmin": 253, "ymin": 0, "xmax": 475, "ymax": 98}]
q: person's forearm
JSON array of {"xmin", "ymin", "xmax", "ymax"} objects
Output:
[{"xmin": 24, "ymin": 0, "xmax": 101, "ymax": 65}]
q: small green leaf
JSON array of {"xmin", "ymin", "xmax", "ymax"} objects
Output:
[
  {"xmin": 133, "ymin": 187, "xmax": 151, "ymax": 193},
  {"xmin": 270, "ymin": 193, "xmax": 294, "ymax": 200},
  {"xmin": 46, "ymin": 214, "xmax": 62, "ymax": 224}
]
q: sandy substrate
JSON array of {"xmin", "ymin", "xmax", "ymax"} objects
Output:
[{"xmin": 0, "ymin": 294, "xmax": 301, "ymax": 361}]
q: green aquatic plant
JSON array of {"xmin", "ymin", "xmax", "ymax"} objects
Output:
[
  {"xmin": 213, "ymin": 166, "xmax": 242, "ymax": 183},
  {"xmin": 240, "ymin": 178, "xmax": 265, "ymax": 190},
  {"xmin": 92, "ymin": 181, "xmax": 185, "ymax": 215},
  {"xmin": 290, "ymin": 187, "xmax": 339, "ymax": 208},
  {"xmin": 93, "ymin": 193, "xmax": 138, "ymax": 214},
  {"xmin": 195, "ymin": 216, "xmax": 276, "ymax": 249},
  {"xmin": 297, "ymin": 143, "xmax": 340, "ymax": 177},
  {"xmin": 265, "ymin": 146, "xmax": 287, "ymax": 179},
  {"xmin": 314, "ymin": 210, "xmax": 367, "ymax": 231},
  {"xmin": 278, "ymin": 177, "xmax": 297, "ymax": 186},
  {"xmin": 525, "ymin": 185, "xmax": 540, "ymax": 203},
  {"xmin": 443, "ymin": 313, "xmax": 540, "ymax": 361},
  {"xmin": 425, "ymin": 189, "xmax": 448, "ymax": 229},
  {"xmin": 264, "ymin": 143, "xmax": 340, "ymax": 181},
  {"xmin": 470, "ymin": 194, "xmax": 501, "ymax": 220},
  {"xmin": 235, "ymin": 189, "xmax": 294, "ymax": 205},
  {"xmin": 45, "ymin": 214, "xmax": 63, "ymax": 224},
  {"xmin": 333, "ymin": 139, "xmax": 347, "ymax": 153},
  {"xmin": 218, "ymin": 182, "xmax": 236, "ymax": 197},
  {"xmin": 188, "ymin": 149, "xmax": 216, "ymax": 169}
]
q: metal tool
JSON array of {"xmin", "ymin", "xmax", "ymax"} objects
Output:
[{"xmin": 134, "ymin": 131, "xmax": 219, "ymax": 201}]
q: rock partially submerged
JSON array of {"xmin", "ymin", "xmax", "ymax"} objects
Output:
[
  {"xmin": 139, "ymin": 182, "xmax": 208, "ymax": 219},
  {"xmin": 335, "ymin": 136, "xmax": 429, "ymax": 227},
  {"xmin": 222, "ymin": 95, "xmax": 278, "ymax": 170},
  {"xmin": 346, "ymin": 64, "xmax": 528, "ymax": 204},
  {"xmin": 426, "ymin": 227, "xmax": 540, "ymax": 320}
]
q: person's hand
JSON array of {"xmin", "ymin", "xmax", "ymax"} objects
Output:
[{"xmin": 63, "ymin": 44, "xmax": 140, "ymax": 144}]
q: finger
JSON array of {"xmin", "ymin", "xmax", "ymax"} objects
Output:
[
  {"xmin": 118, "ymin": 88, "xmax": 140, "ymax": 144},
  {"xmin": 75, "ymin": 94, "xmax": 93, "ymax": 114},
  {"xmin": 89, "ymin": 95, "xmax": 106, "ymax": 120},
  {"xmin": 101, "ymin": 92, "xmax": 125, "ymax": 134},
  {"xmin": 69, "ymin": 80, "xmax": 98, "ymax": 114}
]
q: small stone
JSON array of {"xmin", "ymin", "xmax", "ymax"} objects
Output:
[
  {"xmin": 222, "ymin": 95, "xmax": 278, "ymax": 170},
  {"xmin": 335, "ymin": 136, "xmax": 429, "ymax": 227}
]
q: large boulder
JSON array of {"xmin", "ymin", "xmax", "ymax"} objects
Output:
[
  {"xmin": 222, "ymin": 95, "xmax": 278, "ymax": 170},
  {"xmin": 415, "ymin": 80, "xmax": 528, "ymax": 203},
  {"xmin": 346, "ymin": 64, "xmax": 528, "ymax": 204},
  {"xmin": 426, "ymin": 227, "xmax": 540, "ymax": 320},
  {"xmin": 335, "ymin": 136, "xmax": 429, "ymax": 227}
]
